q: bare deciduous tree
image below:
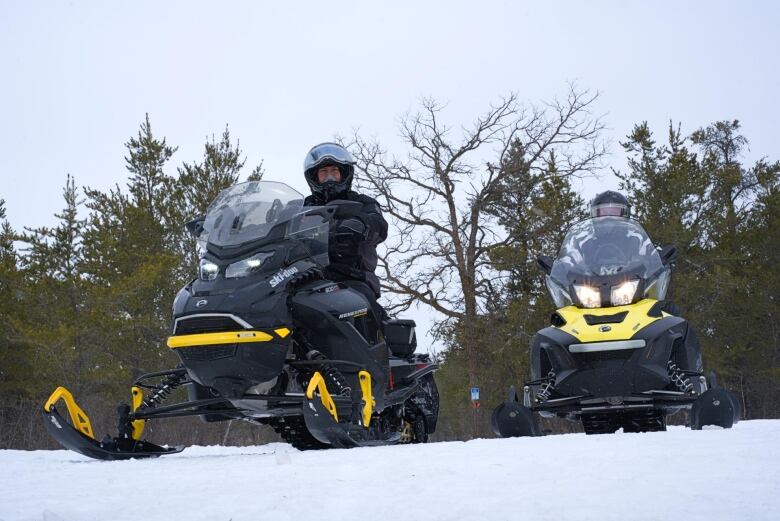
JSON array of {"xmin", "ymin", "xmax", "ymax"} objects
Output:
[{"xmin": 350, "ymin": 86, "xmax": 606, "ymax": 433}]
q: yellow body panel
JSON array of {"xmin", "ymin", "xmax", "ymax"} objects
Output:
[
  {"xmin": 274, "ymin": 327, "xmax": 291, "ymax": 338},
  {"xmin": 166, "ymin": 330, "xmax": 274, "ymax": 349},
  {"xmin": 306, "ymin": 371, "xmax": 339, "ymax": 422},
  {"xmin": 130, "ymin": 386, "xmax": 146, "ymax": 441},
  {"xmin": 43, "ymin": 387, "xmax": 95, "ymax": 440},
  {"xmin": 358, "ymin": 370, "xmax": 375, "ymax": 427},
  {"xmin": 556, "ymin": 299, "xmax": 669, "ymax": 343}
]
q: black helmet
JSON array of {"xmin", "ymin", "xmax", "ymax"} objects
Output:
[
  {"xmin": 590, "ymin": 190, "xmax": 631, "ymax": 218},
  {"xmin": 303, "ymin": 142, "xmax": 356, "ymax": 199}
]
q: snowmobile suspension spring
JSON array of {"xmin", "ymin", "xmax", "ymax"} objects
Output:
[
  {"xmin": 144, "ymin": 371, "xmax": 187, "ymax": 408},
  {"xmin": 668, "ymin": 361, "xmax": 693, "ymax": 393},
  {"xmin": 307, "ymin": 350, "xmax": 352, "ymax": 396},
  {"xmin": 536, "ymin": 371, "xmax": 556, "ymax": 402}
]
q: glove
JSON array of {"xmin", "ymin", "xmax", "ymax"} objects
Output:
[
  {"xmin": 335, "ymin": 217, "xmax": 367, "ymax": 239},
  {"xmin": 329, "ymin": 217, "xmax": 366, "ymax": 265}
]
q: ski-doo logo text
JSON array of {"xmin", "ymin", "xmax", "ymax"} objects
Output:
[{"xmin": 270, "ymin": 267, "xmax": 299, "ymax": 288}]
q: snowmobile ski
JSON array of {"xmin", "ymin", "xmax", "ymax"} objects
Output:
[
  {"xmin": 491, "ymin": 386, "xmax": 541, "ymax": 438},
  {"xmin": 43, "ymin": 387, "xmax": 183, "ymax": 460}
]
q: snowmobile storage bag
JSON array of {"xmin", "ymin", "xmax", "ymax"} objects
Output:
[{"xmin": 384, "ymin": 319, "xmax": 417, "ymax": 357}]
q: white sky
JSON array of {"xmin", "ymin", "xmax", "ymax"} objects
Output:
[{"xmin": 1, "ymin": 0, "xmax": 778, "ymax": 348}]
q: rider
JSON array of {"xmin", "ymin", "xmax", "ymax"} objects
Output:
[
  {"xmin": 589, "ymin": 190, "xmax": 680, "ymax": 315},
  {"xmin": 590, "ymin": 190, "xmax": 631, "ymax": 218},
  {"xmin": 303, "ymin": 142, "xmax": 388, "ymax": 326}
]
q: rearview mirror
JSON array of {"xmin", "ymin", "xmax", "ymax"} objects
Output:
[
  {"xmin": 659, "ymin": 244, "xmax": 678, "ymax": 266},
  {"xmin": 537, "ymin": 255, "xmax": 554, "ymax": 275},
  {"xmin": 185, "ymin": 215, "xmax": 205, "ymax": 238}
]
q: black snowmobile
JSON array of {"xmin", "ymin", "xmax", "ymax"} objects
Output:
[
  {"xmin": 43, "ymin": 180, "xmax": 438, "ymax": 460},
  {"xmin": 492, "ymin": 216, "xmax": 740, "ymax": 437}
]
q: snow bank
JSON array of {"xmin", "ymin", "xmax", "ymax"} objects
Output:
[{"xmin": 1, "ymin": 421, "xmax": 778, "ymax": 521}]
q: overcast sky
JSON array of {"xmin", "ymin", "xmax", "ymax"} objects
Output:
[{"xmin": 1, "ymin": 0, "xmax": 777, "ymax": 348}]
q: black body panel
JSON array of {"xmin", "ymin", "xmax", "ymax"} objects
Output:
[{"xmin": 531, "ymin": 316, "xmax": 702, "ymax": 398}]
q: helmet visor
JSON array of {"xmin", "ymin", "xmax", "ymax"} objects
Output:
[
  {"xmin": 591, "ymin": 203, "xmax": 629, "ymax": 217},
  {"xmin": 304, "ymin": 143, "xmax": 356, "ymax": 171}
]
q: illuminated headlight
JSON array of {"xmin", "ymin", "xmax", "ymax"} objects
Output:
[
  {"xmin": 199, "ymin": 258, "xmax": 219, "ymax": 281},
  {"xmin": 611, "ymin": 280, "xmax": 639, "ymax": 306},
  {"xmin": 574, "ymin": 284, "xmax": 601, "ymax": 308},
  {"xmin": 225, "ymin": 252, "xmax": 273, "ymax": 279}
]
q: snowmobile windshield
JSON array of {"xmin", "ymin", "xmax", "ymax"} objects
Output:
[
  {"xmin": 283, "ymin": 206, "xmax": 331, "ymax": 265},
  {"xmin": 202, "ymin": 181, "xmax": 306, "ymax": 248},
  {"xmin": 545, "ymin": 217, "xmax": 669, "ymax": 308},
  {"xmin": 552, "ymin": 217, "xmax": 663, "ymax": 281}
]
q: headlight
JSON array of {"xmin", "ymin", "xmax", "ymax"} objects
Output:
[
  {"xmin": 199, "ymin": 258, "xmax": 219, "ymax": 281},
  {"xmin": 611, "ymin": 280, "xmax": 639, "ymax": 306},
  {"xmin": 225, "ymin": 252, "xmax": 273, "ymax": 279},
  {"xmin": 574, "ymin": 284, "xmax": 601, "ymax": 308}
]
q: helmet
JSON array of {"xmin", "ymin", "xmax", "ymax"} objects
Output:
[
  {"xmin": 590, "ymin": 190, "xmax": 630, "ymax": 218},
  {"xmin": 303, "ymin": 142, "xmax": 356, "ymax": 199}
]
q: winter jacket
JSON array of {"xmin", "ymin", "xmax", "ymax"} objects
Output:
[{"xmin": 304, "ymin": 190, "xmax": 388, "ymax": 296}]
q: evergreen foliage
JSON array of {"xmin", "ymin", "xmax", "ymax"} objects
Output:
[
  {"xmin": 0, "ymin": 116, "xmax": 266, "ymax": 448},
  {"xmin": 0, "ymin": 199, "xmax": 29, "ymax": 397},
  {"xmin": 616, "ymin": 120, "xmax": 780, "ymax": 418},
  {"xmin": 0, "ymin": 113, "xmax": 777, "ymax": 448}
]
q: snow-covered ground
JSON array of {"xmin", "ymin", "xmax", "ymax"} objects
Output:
[{"xmin": 2, "ymin": 420, "xmax": 778, "ymax": 521}]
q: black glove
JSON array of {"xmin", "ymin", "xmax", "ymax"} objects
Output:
[
  {"xmin": 329, "ymin": 217, "xmax": 366, "ymax": 265},
  {"xmin": 335, "ymin": 217, "xmax": 367, "ymax": 239}
]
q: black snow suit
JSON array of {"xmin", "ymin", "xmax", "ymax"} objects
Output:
[{"xmin": 303, "ymin": 190, "xmax": 388, "ymax": 299}]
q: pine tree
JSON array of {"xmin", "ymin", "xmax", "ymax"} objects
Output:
[
  {"xmin": 0, "ymin": 199, "xmax": 30, "ymax": 397},
  {"xmin": 175, "ymin": 126, "xmax": 264, "ymax": 273},
  {"xmin": 177, "ymin": 126, "xmax": 247, "ymax": 216},
  {"xmin": 9, "ymin": 177, "xmax": 96, "ymax": 398},
  {"xmin": 81, "ymin": 116, "xmax": 183, "ymax": 391},
  {"xmin": 616, "ymin": 120, "xmax": 780, "ymax": 418}
]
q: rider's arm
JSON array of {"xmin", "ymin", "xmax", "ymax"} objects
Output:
[{"xmin": 358, "ymin": 198, "xmax": 388, "ymax": 246}]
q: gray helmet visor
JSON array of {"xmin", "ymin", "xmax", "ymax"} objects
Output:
[
  {"xmin": 591, "ymin": 203, "xmax": 629, "ymax": 217},
  {"xmin": 304, "ymin": 143, "xmax": 356, "ymax": 171}
]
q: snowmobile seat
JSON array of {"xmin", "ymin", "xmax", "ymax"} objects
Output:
[{"xmin": 384, "ymin": 319, "xmax": 417, "ymax": 357}]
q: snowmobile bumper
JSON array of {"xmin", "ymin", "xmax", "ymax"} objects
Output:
[{"xmin": 42, "ymin": 386, "xmax": 183, "ymax": 460}]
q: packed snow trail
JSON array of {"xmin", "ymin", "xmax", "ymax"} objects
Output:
[{"xmin": 2, "ymin": 420, "xmax": 778, "ymax": 521}]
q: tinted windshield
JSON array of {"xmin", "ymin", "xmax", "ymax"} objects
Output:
[
  {"xmin": 551, "ymin": 217, "xmax": 663, "ymax": 282},
  {"xmin": 203, "ymin": 181, "xmax": 305, "ymax": 248}
]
